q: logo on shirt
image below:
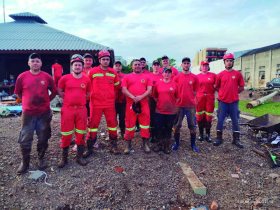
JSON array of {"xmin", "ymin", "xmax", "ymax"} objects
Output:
[
  {"xmin": 141, "ymin": 79, "xmax": 146, "ymax": 83},
  {"xmin": 189, "ymin": 81, "xmax": 193, "ymax": 85},
  {"xmin": 232, "ymin": 76, "xmax": 236, "ymax": 79},
  {"xmin": 170, "ymin": 87, "xmax": 174, "ymax": 91},
  {"xmin": 81, "ymin": 83, "xmax": 86, "ymax": 89},
  {"xmin": 208, "ymin": 78, "xmax": 211, "ymax": 80},
  {"xmin": 41, "ymin": 81, "xmax": 46, "ymax": 85}
]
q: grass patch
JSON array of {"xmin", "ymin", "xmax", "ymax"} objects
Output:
[{"xmin": 215, "ymin": 100, "xmax": 280, "ymax": 117}]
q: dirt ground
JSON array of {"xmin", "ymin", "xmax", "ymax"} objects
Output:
[{"xmin": 0, "ymin": 106, "xmax": 280, "ymax": 210}]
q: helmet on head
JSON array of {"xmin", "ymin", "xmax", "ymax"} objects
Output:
[
  {"xmin": 223, "ymin": 53, "xmax": 235, "ymax": 60},
  {"xmin": 70, "ymin": 54, "xmax": 84, "ymax": 65},
  {"xmin": 98, "ymin": 50, "xmax": 110, "ymax": 59}
]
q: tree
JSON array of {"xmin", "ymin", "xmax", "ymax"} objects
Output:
[{"xmin": 156, "ymin": 57, "xmax": 176, "ymax": 67}]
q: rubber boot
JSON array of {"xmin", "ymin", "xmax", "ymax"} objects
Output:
[
  {"xmin": 205, "ymin": 121, "xmax": 212, "ymax": 143},
  {"xmin": 83, "ymin": 138, "xmax": 95, "ymax": 158},
  {"xmin": 37, "ymin": 143, "xmax": 48, "ymax": 170},
  {"xmin": 17, "ymin": 148, "xmax": 31, "ymax": 175},
  {"xmin": 232, "ymin": 132, "xmax": 244, "ymax": 149},
  {"xmin": 172, "ymin": 133, "xmax": 180, "ymax": 151},
  {"xmin": 110, "ymin": 139, "xmax": 121, "ymax": 155},
  {"xmin": 213, "ymin": 131, "xmax": 223, "ymax": 146},
  {"xmin": 124, "ymin": 140, "xmax": 132, "ymax": 154},
  {"xmin": 191, "ymin": 133, "xmax": 200, "ymax": 153},
  {"xmin": 76, "ymin": 145, "xmax": 88, "ymax": 166},
  {"xmin": 142, "ymin": 138, "xmax": 151, "ymax": 153},
  {"xmin": 152, "ymin": 138, "xmax": 161, "ymax": 152},
  {"xmin": 163, "ymin": 138, "xmax": 171, "ymax": 154},
  {"xmin": 198, "ymin": 121, "xmax": 204, "ymax": 141},
  {"xmin": 58, "ymin": 147, "xmax": 69, "ymax": 168}
]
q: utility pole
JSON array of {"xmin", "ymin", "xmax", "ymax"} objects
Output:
[{"xmin": 3, "ymin": 0, "xmax": 5, "ymax": 23}]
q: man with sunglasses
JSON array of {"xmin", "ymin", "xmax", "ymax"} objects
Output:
[
  {"xmin": 84, "ymin": 50, "xmax": 121, "ymax": 157},
  {"xmin": 172, "ymin": 57, "xmax": 200, "ymax": 153},
  {"xmin": 213, "ymin": 53, "xmax": 245, "ymax": 148}
]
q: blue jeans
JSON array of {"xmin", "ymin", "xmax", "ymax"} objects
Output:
[
  {"xmin": 216, "ymin": 101, "xmax": 240, "ymax": 132},
  {"xmin": 173, "ymin": 107, "xmax": 196, "ymax": 134}
]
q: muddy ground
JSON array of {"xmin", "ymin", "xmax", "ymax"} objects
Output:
[{"xmin": 0, "ymin": 90, "xmax": 279, "ymax": 209}]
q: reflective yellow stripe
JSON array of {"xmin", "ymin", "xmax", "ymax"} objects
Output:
[
  {"xmin": 126, "ymin": 127, "xmax": 135, "ymax": 131},
  {"xmin": 140, "ymin": 124, "xmax": 149, "ymax": 129},
  {"xmin": 88, "ymin": 128, "xmax": 98, "ymax": 132},
  {"xmin": 196, "ymin": 111, "xmax": 205, "ymax": 115},
  {"xmin": 205, "ymin": 112, "xmax": 213, "ymax": 116},
  {"xmin": 75, "ymin": 128, "xmax": 87, "ymax": 134},
  {"xmin": 114, "ymin": 81, "xmax": 120, "ymax": 86},
  {"xmin": 92, "ymin": 73, "xmax": 104, "ymax": 78},
  {"xmin": 61, "ymin": 130, "xmax": 74, "ymax": 136},
  {"xmin": 108, "ymin": 127, "xmax": 117, "ymax": 131},
  {"xmin": 105, "ymin": 73, "xmax": 115, "ymax": 77}
]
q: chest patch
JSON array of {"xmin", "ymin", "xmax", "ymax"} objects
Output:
[
  {"xmin": 40, "ymin": 80, "xmax": 46, "ymax": 86},
  {"xmin": 81, "ymin": 83, "xmax": 86, "ymax": 89},
  {"xmin": 232, "ymin": 76, "xmax": 236, "ymax": 79},
  {"xmin": 141, "ymin": 79, "xmax": 146, "ymax": 83},
  {"xmin": 189, "ymin": 80, "xmax": 193, "ymax": 85}
]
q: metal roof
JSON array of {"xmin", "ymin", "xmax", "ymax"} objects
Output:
[
  {"xmin": 0, "ymin": 12, "xmax": 111, "ymax": 51},
  {"xmin": 241, "ymin": 43, "xmax": 280, "ymax": 57}
]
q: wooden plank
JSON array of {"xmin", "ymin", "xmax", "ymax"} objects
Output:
[{"xmin": 179, "ymin": 162, "xmax": 207, "ymax": 196}]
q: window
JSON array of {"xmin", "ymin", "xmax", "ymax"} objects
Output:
[
  {"xmin": 245, "ymin": 72, "xmax": 250, "ymax": 82},
  {"xmin": 259, "ymin": 71, "xmax": 265, "ymax": 80},
  {"xmin": 276, "ymin": 64, "xmax": 280, "ymax": 77}
]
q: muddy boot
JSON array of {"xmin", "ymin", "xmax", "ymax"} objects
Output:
[
  {"xmin": 163, "ymin": 138, "xmax": 171, "ymax": 154},
  {"xmin": 232, "ymin": 132, "xmax": 244, "ymax": 149},
  {"xmin": 205, "ymin": 121, "xmax": 212, "ymax": 143},
  {"xmin": 58, "ymin": 147, "xmax": 69, "ymax": 168},
  {"xmin": 17, "ymin": 148, "xmax": 31, "ymax": 175},
  {"xmin": 198, "ymin": 121, "xmax": 204, "ymax": 141},
  {"xmin": 191, "ymin": 133, "xmax": 200, "ymax": 153},
  {"xmin": 76, "ymin": 145, "xmax": 88, "ymax": 166},
  {"xmin": 124, "ymin": 140, "xmax": 132, "ymax": 155},
  {"xmin": 110, "ymin": 139, "xmax": 121, "ymax": 155},
  {"xmin": 172, "ymin": 133, "xmax": 180, "ymax": 151},
  {"xmin": 152, "ymin": 140, "xmax": 161, "ymax": 152},
  {"xmin": 213, "ymin": 130, "xmax": 223, "ymax": 146},
  {"xmin": 37, "ymin": 143, "xmax": 48, "ymax": 170},
  {"xmin": 83, "ymin": 138, "xmax": 95, "ymax": 158},
  {"xmin": 142, "ymin": 138, "xmax": 151, "ymax": 153}
]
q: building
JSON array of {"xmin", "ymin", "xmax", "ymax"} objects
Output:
[
  {"xmin": 0, "ymin": 12, "xmax": 114, "ymax": 82},
  {"xmin": 193, "ymin": 48, "xmax": 227, "ymax": 66}
]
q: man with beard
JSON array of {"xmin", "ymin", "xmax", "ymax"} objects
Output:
[
  {"xmin": 14, "ymin": 53, "xmax": 56, "ymax": 174},
  {"xmin": 213, "ymin": 53, "xmax": 245, "ymax": 148},
  {"xmin": 57, "ymin": 54, "xmax": 90, "ymax": 168}
]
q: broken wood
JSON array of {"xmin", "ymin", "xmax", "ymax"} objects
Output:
[
  {"xmin": 179, "ymin": 162, "xmax": 207, "ymax": 195},
  {"xmin": 246, "ymin": 89, "xmax": 280, "ymax": 109},
  {"xmin": 252, "ymin": 148, "xmax": 266, "ymax": 158}
]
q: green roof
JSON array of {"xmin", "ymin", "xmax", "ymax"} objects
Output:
[{"xmin": 0, "ymin": 12, "xmax": 111, "ymax": 51}]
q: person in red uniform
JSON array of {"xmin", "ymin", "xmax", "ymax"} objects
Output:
[
  {"xmin": 84, "ymin": 50, "xmax": 120, "ymax": 157},
  {"xmin": 83, "ymin": 53, "xmax": 94, "ymax": 76},
  {"xmin": 122, "ymin": 59, "xmax": 152, "ymax": 154},
  {"xmin": 14, "ymin": 53, "xmax": 56, "ymax": 175},
  {"xmin": 172, "ymin": 57, "xmax": 200, "ymax": 153},
  {"xmin": 52, "ymin": 59, "xmax": 63, "ymax": 88},
  {"xmin": 140, "ymin": 57, "xmax": 150, "ymax": 74},
  {"xmin": 57, "ymin": 54, "xmax": 90, "ymax": 168},
  {"xmin": 153, "ymin": 68, "xmax": 178, "ymax": 154},
  {"xmin": 196, "ymin": 61, "xmax": 216, "ymax": 143},
  {"xmin": 114, "ymin": 61, "xmax": 126, "ymax": 138},
  {"xmin": 159, "ymin": 55, "xmax": 179, "ymax": 78},
  {"xmin": 213, "ymin": 53, "xmax": 245, "ymax": 148}
]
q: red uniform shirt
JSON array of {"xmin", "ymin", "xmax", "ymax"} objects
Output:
[
  {"xmin": 216, "ymin": 69, "xmax": 245, "ymax": 103},
  {"xmin": 122, "ymin": 73, "xmax": 152, "ymax": 103},
  {"xmin": 88, "ymin": 66, "xmax": 120, "ymax": 108},
  {"xmin": 197, "ymin": 72, "xmax": 216, "ymax": 96},
  {"xmin": 82, "ymin": 67, "xmax": 93, "ymax": 76},
  {"xmin": 173, "ymin": 72, "xmax": 199, "ymax": 108},
  {"xmin": 58, "ymin": 74, "xmax": 90, "ymax": 107},
  {"xmin": 116, "ymin": 72, "xmax": 126, "ymax": 103},
  {"xmin": 142, "ymin": 69, "xmax": 151, "ymax": 74},
  {"xmin": 52, "ymin": 63, "xmax": 63, "ymax": 77},
  {"xmin": 153, "ymin": 80, "xmax": 178, "ymax": 114},
  {"xmin": 150, "ymin": 73, "xmax": 163, "ymax": 87},
  {"xmin": 159, "ymin": 66, "xmax": 179, "ymax": 78},
  {"xmin": 14, "ymin": 70, "xmax": 56, "ymax": 115}
]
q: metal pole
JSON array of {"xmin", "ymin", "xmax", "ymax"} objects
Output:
[{"xmin": 3, "ymin": 0, "xmax": 6, "ymax": 23}]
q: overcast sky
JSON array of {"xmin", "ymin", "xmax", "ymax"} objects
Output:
[{"xmin": 2, "ymin": 0, "xmax": 280, "ymax": 65}]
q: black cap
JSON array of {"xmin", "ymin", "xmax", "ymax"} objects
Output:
[
  {"xmin": 163, "ymin": 67, "xmax": 172, "ymax": 73},
  {"xmin": 114, "ymin": 61, "xmax": 122, "ymax": 65},
  {"xmin": 152, "ymin": 60, "xmax": 160, "ymax": 65},
  {"xmin": 83, "ymin": 53, "xmax": 93, "ymax": 59},
  {"xmin": 29, "ymin": 53, "xmax": 41, "ymax": 60},
  {"xmin": 161, "ymin": 55, "xmax": 169, "ymax": 60},
  {"xmin": 140, "ymin": 57, "xmax": 146, "ymax": 62},
  {"xmin": 182, "ymin": 57, "xmax": 191, "ymax": 63}
]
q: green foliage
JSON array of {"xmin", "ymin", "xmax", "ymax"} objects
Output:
[{"xmin": 122, "ymin": 64, "xmax": 132, "ymax": 74}]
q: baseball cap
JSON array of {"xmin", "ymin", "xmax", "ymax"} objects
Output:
[
  {"xmin": 140, "ymin": 57, "xmax": 146, "ymax": 62},
  {"xmin": 29, "ymin": 53, "xmax": 41, "ymax": 60},
  {"xmin": 115, "ymin": 61, "xmax": 122, "ymax": 65},
  {"xmin": 152, "ymin": 60, "xmax": 160, "ymax": 65},
  {"xmin": 200, "ymin": 61, "xmax": 209, "ymax": 65},
  {"xmin": 161, "ymin": 55, "xmax": 169, "ymax": 60},
  {"xmin": 83, "ymin": 53, "xmax": 93, "ymax": 59},
  {"xmin": 182, "ymin": 57, "xmax": 191, "ymax": 63},
  {"xmin": 163, "ymin": 67, "xmax": 172, "ymax": 73}
]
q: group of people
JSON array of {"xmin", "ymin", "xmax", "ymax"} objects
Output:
[{"xmin": 14, "ymin": 51, "xmax": 245, "ymax": 174}]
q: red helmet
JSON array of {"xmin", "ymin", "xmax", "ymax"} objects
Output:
[
  {"xmin": 200, "ymin": 61, "xmax": 209, "ymax": 66},
  {"xmin": 223, "ymin": 53, "xmax": 235, "ymax": 60},
  {"xmin": 70, "ymin": 54, "xmax": 84, "ymax": 65},
  {"xmin": 98, "ymin": 50, "xmax": 110, "ymax": 59}
]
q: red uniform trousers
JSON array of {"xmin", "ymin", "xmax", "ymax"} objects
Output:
[
  {"xmin": 54, "ymin": 76, "xmax": 62, "ymax": 88},
  {"xmin": 124, "ymin": 100, "xmax": 150, "ymax": 141},
  {"xmin": 60, "ymin": 106, "xmax": 87, "ymax": 148},
  {"xmin": 88, "ymin": 106, "xmax": 118, "ymax": 140},
  {"xmin": 196, "ymin": 94, "xmax": 215, "ymax": 123}
]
